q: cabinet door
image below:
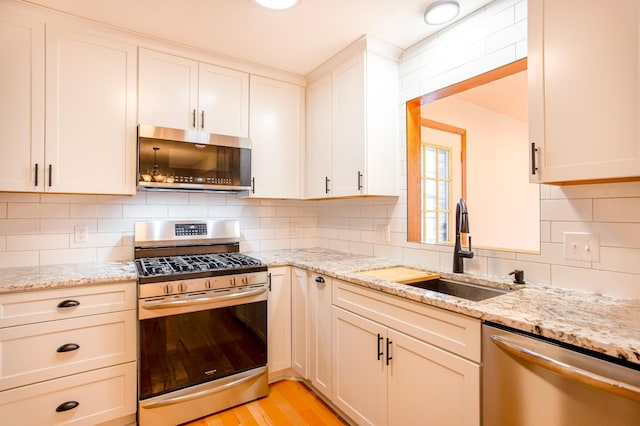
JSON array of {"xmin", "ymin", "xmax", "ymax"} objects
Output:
[
  {"xmin": 387, "ymin": 329, "xmax": 480, "ymax": 426},
  {"xmin": 198, "ymin": 63, "xmax": 249, "ymax": 137},
  {"xmin": 332, "ymin": 306, "xmax": 387, "ymax": 426},
  {"xmin": 529, "ymin": 0, "xmax": 640, "ymax": 183},
  {"xmin": 0, "ymin": 10, "xmax": 44, "ymax": 192},
  {"xmin": 267, "ymin": 267, "xmax": 291, "ymax": 377},
  {"xmin": 332, "ymin": 53, "xmax": 366, "ymax": 197},
  {"xmin": 309, "ymin": 273, "xmax": 332, "ymax": 398},
  {"xmin": 306, "ymin": 74, "xmax": 333, "ymax": 198},
  {"xmin": 291, "ymin": 267, "xmax": 308, "ymax": 378},
  {"xmin": 249, "ymin": 76, "xmax": 303, "ymax": 198},
  {"xmin": 45, "ymin": 24, "xmax": 137, "ymax": 194},
  {"xmin": 138, "ymin": 48, "xmax": 198, "ymax": 130}
]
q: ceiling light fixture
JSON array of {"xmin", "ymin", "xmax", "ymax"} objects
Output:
[
  {"xmin": 424, "ymin": 0, "xmax": 460, "ymax": 26},
  {"xmin": 255, "ymin": 0, "xmax": 299, "ymax": 10}
]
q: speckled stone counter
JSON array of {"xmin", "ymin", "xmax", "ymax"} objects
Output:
[
  {"xmin": 0, "ymin": 262, "xmax": 137, "ymax": 293},
  {"xmin": 251, "ymin": 248, "xmax": 640, "ymax": 366}
]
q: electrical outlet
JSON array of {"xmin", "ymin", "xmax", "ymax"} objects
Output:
[
  {"xmin": 563, "ymin": 232, "xmax": 599, "ymax": 261},
  {"xmin": 74, "ymin": 225, "xmax": 89, "ymax": 243}
]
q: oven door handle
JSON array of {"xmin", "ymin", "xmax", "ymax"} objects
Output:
[
  {"xmin": 140, "ymin": 366, "xmax": 267, "ymax": 409},
  {"xmin": 142, "ymin": 287, "xmax": 267, "ymax": 310}
]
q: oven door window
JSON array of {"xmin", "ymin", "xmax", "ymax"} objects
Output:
[{"xmin": 139, "ymin": 300, "xmax": 267, "ymax": 400}]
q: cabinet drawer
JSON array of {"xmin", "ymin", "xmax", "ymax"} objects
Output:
[
  {"xmin": 0, "ymin": 282, "xmax": 136, "ymax": 328},
  {"xmin": 0, "ymin": 362, "xmax": 136, "ymax": 426},
  {"xmin": 0, "ymin": 310, "xmax": 136, "ymax": 391},
  {"xmin": 333, "ymin": 279, "xmax": 480, "ymax": 362}
]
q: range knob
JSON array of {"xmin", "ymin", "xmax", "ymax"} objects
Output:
[
  {"xmin": 205, "ymin": 279, "xmax": 212, "ymax": 289},
  {"xmin": 163, "ymin": 284, "xmax": 173, "ymax": 295},
  {"xmin": 178, "ymin": 282, "xmax": 188, "ymax": 292}
]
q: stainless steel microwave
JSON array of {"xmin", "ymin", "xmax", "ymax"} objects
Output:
[{"xmin": 137, "ymin": 125, "xmax": 252, "ymax": 192}]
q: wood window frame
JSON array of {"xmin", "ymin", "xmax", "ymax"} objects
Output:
[{"xmin": 406, "ymin": 58, "xmax": 528, "ymax": 243}]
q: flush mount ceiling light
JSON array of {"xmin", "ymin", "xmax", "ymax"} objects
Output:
[
  {"xmin": 255, "ymin": 0, "xmax": 299, "ymax": 10},
  {"xmin": 424, "ymin": 0, "xmax": 460, "ymax": 25}
]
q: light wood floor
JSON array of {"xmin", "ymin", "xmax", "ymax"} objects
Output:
[{"xmin": 186, "ymin": 380, "xmax": 348, "ymax": 425}]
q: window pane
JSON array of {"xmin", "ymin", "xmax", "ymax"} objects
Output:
[
  {"xmin": 425, "ymin": 179, "xmax": 437, "ymax": 210},
  {"xmin": 438, "ymin": 212, "xmax": 449, "ymax": 242},
  {"xmin": 424, "ymin": 147, "xmax": 436, "ymax": 178},
  {"xmin": 438, "ymin": 181, "xmax": 449, "ymax": 210},
  {"xmin": 424, "ymin": 212, "xmax": 437, "ymax": 244},
  {"xmin": 438, "ymin": 149, "xmax": 449, "ymax": 178}
]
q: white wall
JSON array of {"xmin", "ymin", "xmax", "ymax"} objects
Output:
[{"xmin": 316, "ymin": 0, "xmax": 640, "ymax": 300}]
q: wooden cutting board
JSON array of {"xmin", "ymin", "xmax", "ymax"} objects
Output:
[{"xmin": 356, "ymin": 267, "xmax": 440, "ymax": 284}]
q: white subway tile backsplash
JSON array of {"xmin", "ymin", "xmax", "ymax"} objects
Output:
[
  {"xmin": 41, "ymin": 218, "xmax": 96, "ymax": 234},
  {"xmin": 123, "ymin": 204, "xmax": 168, "ymax": 218},
  {"xmin": 0, "ymin": 193, "xmax": 39, "ymax": 203},
  {"xmin": 0, "ymin": 219, "xmax": 39, "ymax": 235},
  {"xmin": 540, "ymin": 199, "xmax": 592, "ymax": 222},
  {"xmin": 7, "ymin": 234, "xmax": 69, "ymax": 251},
  {"xmin": 40, "ymin": 248, "xmax": 97, "ymax": 265},
  {"xmin": 70, "ymin": 204, "xmax": 99, "ymax": 218},
  {"xmin": 594, "ymin": 198, "xmax": 640, "ymax": 223},
  {"xmin": 41, "ymin": 194, "xmax": 97, "ymax": 204},
  {"xmin": 0, "ymin": 250, "xmax": 39, "ymax": 268},
  {"xmin": 8, "ymin": 203, "xmax": 69, "ymax": 219},
  {"xmin": 97, "ymin": 218, "xmax": 136, "ymax": 233},
  {"xmin": 551, "ymin": 265, "xmax": 640, "ymax": 299},
  {"xmin": 594, "ymin": 247, "xmax": 640, "ymax": 275},
  {"xmin": 208, "ymin": 205, "xmax": 243, "ymax": 218},
  {"xmin": 97, "ymin": 245, "xmax": 133, "ymax": 262},
  {"xmin": 168, "ymin": 204, "xmax": 208, "ymax": 218}
]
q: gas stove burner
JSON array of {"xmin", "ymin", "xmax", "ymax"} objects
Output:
[{"xmin": 136, "ymin": 252, "xmax": 264, "ymax": 278}]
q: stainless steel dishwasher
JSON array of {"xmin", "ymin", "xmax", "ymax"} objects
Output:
[{"xmin": 482, "ymin": 323, "xmax": 640, "ymax": 425}]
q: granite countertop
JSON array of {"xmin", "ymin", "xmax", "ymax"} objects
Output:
[
  {"xmin": 0, "ymin": 262, "xmax": 137, "ymax": 293},
  {"xmin": 1, "ymin": 248, "xmax": 638, "ymax": 367},
  {"xmin": 252, "ymin": 248, "xmax": 640, "ymax": 366}
]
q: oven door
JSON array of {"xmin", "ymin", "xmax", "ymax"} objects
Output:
[{"xmin": 138, "ymin": 284, "xmax": 268, "ymax": 425}]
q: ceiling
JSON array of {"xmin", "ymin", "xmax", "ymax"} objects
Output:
[{"xmin": 25, "ymin": 0, "xmax": 493, "ymax": 75}]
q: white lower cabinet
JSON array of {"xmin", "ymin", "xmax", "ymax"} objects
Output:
[
  {"xmin": 267, "ymin": 266, "xmax": 292, "ymax": 380},
  {"xmin": 331, "ymin": 279, "xmax": 480, "ymax": 426},
  {"xmin": 292, "ymin": 269, "xmax": 333, "ymax": 399},
  {"xmin": 291, "ymin": 267, "xmax": 309, "ymax": 378},
  {"xmin": 308, "ymin": 273, "xmax": 332, "ymax": 399},
  {"xmin": 0, "ymin": 282, "xmax": 137, "ymax": 425}
]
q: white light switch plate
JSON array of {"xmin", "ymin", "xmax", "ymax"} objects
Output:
[{"xmin": 563, "ymin": 232, "xmax": 599, "ymax": 262}]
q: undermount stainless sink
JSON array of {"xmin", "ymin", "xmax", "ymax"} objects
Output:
[{"xmin": 401, "ymin": 278, "xmax": 511, "ymax": 301}]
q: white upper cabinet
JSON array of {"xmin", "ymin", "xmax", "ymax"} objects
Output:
[
  {"xmin": 528, "ymin": 0, "xmax": 640, "ymax": 183},
  {"xmin": 46, "ymin": 24, "xmax": 137, "ymax": 195},
  {"xmin": 0, "ymin": 2, "xmax": 136, "ymax": 195},
  {"xmin": 138, "ymin": 48, "xmax": 249, "ymax": 137},
  {"xmin": 306, "ymin": 36, "xmax": 400, "ymax": 198},
  {"xmin": 0, "ymin": 10, "xmax": 45, "ymax": 192},
  {"xmin": 248, "ymin": 75, "xmax": 303, "ymax": 199}
]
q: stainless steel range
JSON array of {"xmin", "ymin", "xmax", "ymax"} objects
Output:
[{"xmin": 134, "ymin": 220, "xmax": 268, "ymax": 426}]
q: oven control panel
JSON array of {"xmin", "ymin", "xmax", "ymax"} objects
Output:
[
  {"xmin": 138, "ymin": 271, "xmax": 269, "ymax": 299},
  {"xmin": 175, "ymin": 223, "xmax": 207, "ymax": 236}
]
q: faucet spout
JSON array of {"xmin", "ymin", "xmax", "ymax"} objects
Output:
[{"xmin": 453, "ymin": 198, "xmax": 474, "ymax": 273}]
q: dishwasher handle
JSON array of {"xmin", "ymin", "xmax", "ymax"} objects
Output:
[{"xmin": 490, "ymin": 334, "xmax": 640, "ymax": 403}]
